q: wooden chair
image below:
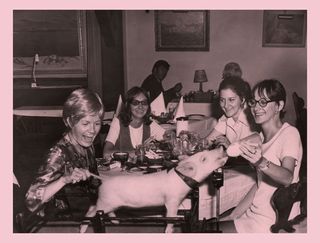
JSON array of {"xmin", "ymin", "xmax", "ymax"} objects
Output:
[
  {"xmin": 270, "ymin": 179, "xmax": 307, "ymax": 233},
  {"xmin": 270, "ymin": 92, "xmax": 307, "ymax": 233}
]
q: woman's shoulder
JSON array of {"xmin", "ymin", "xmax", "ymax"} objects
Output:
[
  {"xmin": 46, "ymin": 137, "xmax": 70, "ymax": 158},
  {"xmin": 281, "ymin": 122, "xmax": 300, "ymax": 135}
]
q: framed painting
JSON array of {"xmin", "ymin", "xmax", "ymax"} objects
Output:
[
  {"xmin": 262, "ymin": 10, "xmax": 307, "ymax": 47},
  {"xmin": 13, "ymin": 10, "xmax": 87, "ymax": 78},
  {"xmin": 155, "ymin": 10, "xmax": 210, "ymax": 51}
]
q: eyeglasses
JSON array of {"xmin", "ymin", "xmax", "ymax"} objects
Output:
[
  {"xmin": 248, "ymin": 98, "xmax": 276, "ymax": 108},
  {"xmin": 131, "ymin": 99, "xmax": 148, "ymax": 106}
]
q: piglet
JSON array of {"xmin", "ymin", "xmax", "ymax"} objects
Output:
[{"xmin": 82, "ymin": 147, "xmax": 227, "ymax": 233}]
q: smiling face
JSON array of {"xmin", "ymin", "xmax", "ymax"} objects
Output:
[
  {"xmin": 69, "ymin": 114, "xmax": 102, "ymax": 147},
  {"xmin": 130, "ymin": 92, "xmax": 149, "ymax": 120},
  {"xmin": 251, "ymin": 89, "xmax": 281, "ymax": 125},
  {"xmin": 219, "ymin": 88, "xmax": 244, "ymax": 120}
]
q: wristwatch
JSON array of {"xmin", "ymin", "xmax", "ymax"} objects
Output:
[{"xmin": 258, "ymin": 160, "xmax": 271, "ymax": 171}]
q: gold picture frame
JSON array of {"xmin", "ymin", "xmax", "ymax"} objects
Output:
[
  {"xmin": 13, "ymin": 10, "xmax": 87, "ymax": 78},
  {"xmin": 155, "ymin": 10, "xmax": 210, "ymax": 51}
]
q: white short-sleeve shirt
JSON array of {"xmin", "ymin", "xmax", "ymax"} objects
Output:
[
  {"xmin": 211, "ymin": 109, "xmax": 254, "ymax": 143},
  {"xmin": 235, "ymin": 123, "xmax": 303, "ymax": 233}
]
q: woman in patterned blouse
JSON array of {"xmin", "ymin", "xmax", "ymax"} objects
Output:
[{"xmin": 25, "ymin": 89, "xmax": 104, "ymax": 218}]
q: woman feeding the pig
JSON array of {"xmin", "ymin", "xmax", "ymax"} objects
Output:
[
  {"xmin": 220, "ymin": 79, "xmax": 303, "ymax": 233},
  {"xmin": 25, "ymin": 89, "xmax": 104, "ymax": 217},
  {"xmin": 206, "ymin": 76, "xmax": 257, "ymax": 149},
  {"xmin": 103, "ymin": 86, "xmax": 166, "ymax": 157}
]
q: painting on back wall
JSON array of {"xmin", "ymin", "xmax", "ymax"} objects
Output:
[
  {"xmin": 262, "ymin": 10, "xmax": 306, "ymax": 47},
  {"xmin": 13, "ymin": 10, "xmax": 87, "ymax": 78}
]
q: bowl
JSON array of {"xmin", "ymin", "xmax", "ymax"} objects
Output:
[{"xmin": 112, "ymin": 151, "xmax": 129, "ymax": 162}]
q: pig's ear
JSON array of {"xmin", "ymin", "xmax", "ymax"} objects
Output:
[{"xmin": 176, "ymin": 161, "xmax": 197, "ymax": 178}]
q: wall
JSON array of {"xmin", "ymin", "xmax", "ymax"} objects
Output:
[{"xmin": 124, "ymin": 10, "xmax": 307, "ymax": 125}]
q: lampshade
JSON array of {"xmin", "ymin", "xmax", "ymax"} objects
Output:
[
  {"xmin": 194, "ymin": 70, "xmax": 208, "ymax": 83},
  {"xmin": 194, "ymin": 70, "xmax": 208, "ymax": 92}
]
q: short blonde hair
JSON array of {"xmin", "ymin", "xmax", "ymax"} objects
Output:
[{"xmin": 62, "ymin": 88, "xmax": 104, "ymax": 128}]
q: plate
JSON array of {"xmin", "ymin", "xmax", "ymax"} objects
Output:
[
  {"xmin": 187, "ymin": 114, "xmax": 205, "ymax": 120},
  {"xmin": 160, "ymin": 124, "xmax": 175, "ymax": 130},
  {"xmin": 149, "ymin": 165, "xmax": 163, "ymax": 169},
  {"xmin": 139, "ymin": 166, "xmax": 148, "ymax": 170},
  {"xmin": 128, "ymin": 167, "xmax": 144, "ymax": 172}
]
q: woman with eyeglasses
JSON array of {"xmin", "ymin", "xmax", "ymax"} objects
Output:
[
  {"xmin": 220, "ymin": 79, "xmax": 303, "ymax": 233},
  {"xmin": 206, "ymin": 76, "xmax": 257, "ymax": 149},
  {"xmin": 103, "ymin": 86, "xmax": 165, "ymax": 156}
]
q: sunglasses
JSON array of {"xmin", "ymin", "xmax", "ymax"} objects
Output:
[
  {"xmin": 248, "ymin": 98, "xmax": 276, "ymax": 108},
  {"xmin": 131, "ymin": 99, "xmax": 148, "ymax": 106}
]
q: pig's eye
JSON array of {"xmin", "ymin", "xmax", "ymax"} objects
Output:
[{"xmin": 200, "ymin": 155, "xmax": 207, "ymax": 163}]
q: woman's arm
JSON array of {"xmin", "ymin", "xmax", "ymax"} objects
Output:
[
  {"xmin": 255, "ymin": 156, "xmax": 295, "ymax": 186},
  {"xmin": 41, "ymin": 167, "xmax": 91, "ymax": 204},
  {"xmin": 25, "ymin": 147, "xmax": 91, "ymax": 212},
  {"xmin": 239, "ymin": 143, "xmax": 295, "ymax": 186},
  {"xmin": 205, "ymin": 128, "xmax": 224, "ymax": 145},
  {"xmin": 103, "ymin": 117, "xmax": 120, "ymax": 158},
  {"xmin": 103, "ymin": 141, "xmax": 116, "ymax": 159}
]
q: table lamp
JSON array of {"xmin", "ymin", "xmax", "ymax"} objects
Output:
[{"xmin": 194, "ymin": 69, "xmax": 208, "ymax": 92}]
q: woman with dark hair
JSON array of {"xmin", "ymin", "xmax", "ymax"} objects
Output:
[
  {"xmin": 222, "ymin": 62, "xmax": 243, "ymax": 79},
  {"xmin": 103, "ymin": 86, "xmax": 165, "ymax": 155},
  {"xmin": 25, "ymin": 88, "xmax": 104, "ymax": 217},
  {"xmin": 205, "ymin": 76, "xmax": 257, "ymax": 148},
  {"xmin": 220, "ymin": 79, "xmax": 303, "ymax": 233}
]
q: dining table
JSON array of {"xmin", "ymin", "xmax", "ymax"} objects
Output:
[
  {"xmin": 13, "ymin": 105, "xmax": 114, "ymax": 120},
  {"xmin": 159, "ymin": 115, "xmax": 217, "ymax": 138}
]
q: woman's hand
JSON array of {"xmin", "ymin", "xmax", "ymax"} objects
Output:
[
  {"xmin": 212, "ymin": 135, "xmax": 231, "ymax": 149},
  {"xmin": 62, "ymin": 167, "xmax": 91, "ymax": 184},
  {"xmin": 239, "ymin": 141, "xmax": 262, "ymax": 165}
]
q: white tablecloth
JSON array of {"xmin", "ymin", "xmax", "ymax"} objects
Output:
[
  {"xmin": 13, "ymin": 106, "xmax": 114, "ymax": 120},
  {"xmin": 179, "ymin": 166, "xmax": 256, "ymax": 219}
]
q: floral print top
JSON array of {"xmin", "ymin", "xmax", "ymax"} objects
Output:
[{"xmin": 25, "ymin": 134, "xmax": 101, "ymax": 212}]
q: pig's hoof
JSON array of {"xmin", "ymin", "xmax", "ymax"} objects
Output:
[{"xmin": 165, "ymin": 226, "xmax": 174, "ymax": 233}]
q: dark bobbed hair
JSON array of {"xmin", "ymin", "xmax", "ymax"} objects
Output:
[
  {"xmin": 252, "ymin": 79, "xmax": 287, "ymax": 119},
  {"xmin": 218, "ymin": 76, "xmax": 252, "ymax": 102},
  {"xmin": 222, "ymin": 62, "xmax": 242, "ymax": 79},
  {"xmin": 152, "ymin": 59, "xmax": 170, "ymax": 73},
  {"xmin": 62, "ymin": 88, "xmax": 104, "ymax": 129},
  {"xmin": 219, "ymin": 76, "xmax": 259, "ymax": 132},
  {"xmin": 119, "ymin": 86, "xmax": 152, "ymax": 126}
]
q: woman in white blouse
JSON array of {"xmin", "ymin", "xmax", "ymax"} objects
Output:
[
  {"xmin": 206, "ymin": 76, "xmax": 257, "ymax": 149},
  {"xmin": 220, "ymin": 79, "xmax": 303, "ymax": 233},
  {"xmin": 103, "ymin": 87, "xmax": 165, "ymax": 157}
]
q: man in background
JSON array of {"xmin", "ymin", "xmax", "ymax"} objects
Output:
[{"xmin": 141, "ymin": 60, "xmax": 182, "ymax": 106}]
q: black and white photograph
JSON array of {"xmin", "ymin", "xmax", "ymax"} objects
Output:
[{"xmin": 10, "ymin": 8, "xmax": 308, "ymax": 236}]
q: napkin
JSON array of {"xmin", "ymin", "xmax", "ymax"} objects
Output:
[
  {"xmin": 173, "ymin": 96, "xmax": 186, "ymax": 122},
  {"xmin": 114, "ymin": 94, "xmax": 123, "ymax": 117},
  {"xmin": 13, "ymin": 173, "xmax": 20, "ymax": 187},
  {"xmin": 150, "ymin": 92, "xmax": 166, "ymax": 116}
]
